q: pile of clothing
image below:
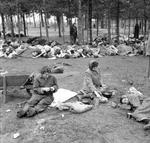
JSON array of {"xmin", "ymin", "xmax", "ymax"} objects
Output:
[
  {"xmin": 93, "ymin": 34, "xmax": 146, "ymax": 56},
  {"xmin": 0, "ymin": 34, "xmax": 147, "ymax": 59},
  {"xmin": 0, "ymin": 39, "xmax": 28, "ymax": 58}
]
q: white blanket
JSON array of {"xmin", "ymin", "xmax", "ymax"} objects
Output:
[{"xmin": 51, "ymin": 88, "xmax": 77, "ymax": 107}]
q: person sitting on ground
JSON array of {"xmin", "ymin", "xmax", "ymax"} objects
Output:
[
  {"xmin": 17, "ymin": 66, "xmax": 58, "ymax": 118},
  {"xmin": 77, "ymin": 60, "xmax": 110, "ymax": 106}
]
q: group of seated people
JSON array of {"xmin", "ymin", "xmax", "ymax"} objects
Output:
[{"xmin": 16, "ymin": 60, "xmax": 150, "ymax": 130}]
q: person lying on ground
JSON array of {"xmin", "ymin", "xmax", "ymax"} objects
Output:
[
  {"xmin": 17, "ymin": 66, "xmax": 58, "ymax": 118},
  {"xmin": 77, "ymin": 60, "xmax": 114, "ymax": 106},
  {"xmin": 127, "ymin": 96, "xmax": 150, "ymax": 130},
  {"xmin": 120, "ymin": 91, "xmax": 143, "ymax": 111}
]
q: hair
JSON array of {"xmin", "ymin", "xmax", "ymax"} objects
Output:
[
  {"xmin": 39, "ymin": 66, "xmax": 51, "ymax": 74},
  {"xmin": 120, "ymin": 97, "xmax": 123, "ymax": 104},
  {"xmin": 89, "ymin": 60, "xmax": 99, "ymax": 71}
]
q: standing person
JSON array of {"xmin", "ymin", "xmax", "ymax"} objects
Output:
[
  {"xmin": 17, "ymin": 66, "xmax": 58, "ymax": 118},
  {"xmin": 77, "ymin": 60, "xmax": 109, "ymax": 106},
  {"xmin": 70, "ymin": 23, "xmax": 77, "ymax": 45},
  {"xmin": 134, "ymin": 23, "xmax": 140, "ymax": 39}
]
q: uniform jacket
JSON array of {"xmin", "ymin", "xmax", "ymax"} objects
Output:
[{"xmin": 33, "ymin": 74, "xmax": 58, "ymax": 95}]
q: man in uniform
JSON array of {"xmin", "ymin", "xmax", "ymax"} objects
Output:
[{"xmin": 17, "ymin": 66, "xmax": 58, "ymax": 118}]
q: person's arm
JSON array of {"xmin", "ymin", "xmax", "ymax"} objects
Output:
[
  {"xmin": 50, "ymin": 76, "xmax": 58, "ymax": 93},
  {"xmin": 33, "ymin": 77, "xmax": 45, "ymax": 94},
  {"xmin": 84, "ymin": 72, "xmax": 102, "ymax": 97}
]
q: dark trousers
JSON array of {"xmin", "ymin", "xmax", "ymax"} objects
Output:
[
  {"xmin": 70, "ymin": 35, "xmax": 77, "ymax": 45},
  {"xmin": 22, "ymin": 93, "xmax": 54, "ymax": 117}
]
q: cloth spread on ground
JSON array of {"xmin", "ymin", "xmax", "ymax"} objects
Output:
[
  {"xmin": 54, "ymin": 101, "xmax": 93, "ymax": 113},
  {"xmin": 50, "ymin": 88, "xmax": 77, "ymax": 107}
]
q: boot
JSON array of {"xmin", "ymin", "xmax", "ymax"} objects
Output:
[
  {"xmin": 26, "ymin": 107, "xmax": 37, "ymax": 117},
  {"xmin": 144, "ymin": 122, "xmax": 150, "ymax": 130},
  {"xmin": 17, "ymin": 109, "xmax": 26, "ymax": 118}
]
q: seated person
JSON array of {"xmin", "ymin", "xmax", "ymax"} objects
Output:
[
  {"xmin": 77, "ymin": 60, "xmax": 110, "ymax": 105},
  {"xmin": 17, "ymin": 66, "xmax": 58, "ymax": 118}
]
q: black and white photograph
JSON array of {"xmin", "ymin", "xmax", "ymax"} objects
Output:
[{"xmin": 0, "ymin": 0, "xmax": 150, "ymax": 142}]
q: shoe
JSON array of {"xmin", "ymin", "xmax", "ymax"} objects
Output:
[
  {"xmin": 17, "ymin": 110, "xmax": 26, "ymax": 118},
  {"xmin": 127, "ymin": 113, "xmax": 136, "ymax": 120},
  {"xmin": 99, "ymin": 96, "xmax": 108, "ymax": 103},
  {"xmin": 127, "ymin": 113, "xmax": 132, "ymax": 119},
  {"xmin": 26, "ymin": 108, "xmax": 36, "ymax": 117},
  {"xmin": 144, "ymin": 123, "xmax": 150, "ymax": 130}
]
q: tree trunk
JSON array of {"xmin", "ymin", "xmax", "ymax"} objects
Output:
[
  {"xmin": 78, "ymin": 0, "xmax": 83, "ymax": 44},
  {"xmin": 44, "ymin": 12, "xmax": 49, "ymax": 41},
  {"xmin": 39, "ymin": 13, "xmax": 42, "ymax": 37},
  {"xmin": 144, "ymin": 19, "xmax": 147, "ymax": 36},
  {"xmin": 26, "ymin": 15, "xmax": 29, "ymax": 36},
  {"xmin": 22, "ymin": 14, "xmax": 26, "ymax": 37},
  {"xmin": 17, "ymin": 3, "xmax": 21, "ymax": 43},
  {"xmin": 61, "ymin": 15, "xmax": 65, "ymax": 43},
  {"xmin": 96, "ymin": 16, "xmax": 99, "ymax": 36},
  {"xmin": 101, "ymin": 16, "xmax": 104, "ymax": 28},
  {"xmin": 40, "ymin": 11, "xmax": 44, "ymax": 27},
  {"xmin": 116, "ymin": 0, "xmax": 120, "ymax": 44},
  {"xmin": 88, "ymin": 0, "xmax": 92, "ymax": 44},
  {"xmin": 123, "ymin": 19, "xmax": 126, "ymax": 35},
  {"xmin": 128, "ymin": 14, "xmax": 131, "ymax": 42},
  {"xmin": 10, "ymin": 15, "xmax": 15, "ymax": 38},
  {"xmin": 141, "ymin": 19, "xmax": 144, "ymax": 34},
  {"xmin": 1, "ymin": 13, "xmax": 6, "ymax": 39},
  {"xmin": 107, "ymin": 9, "xmax": 111, "ymax": 44},
  {"xmin": 85, "ymin": 13, "xmax": 88, "ymax": 30},
  {"xmin": 56, "ymin": 15, "xmax": 62, "ymax": 37},
  {"xmin": 33, "ymin": 12, "xmax": 36, "ymax": 27},
  {"xmin": 68, "ymin": 0, "xmax": 72, "ymax": 42}
]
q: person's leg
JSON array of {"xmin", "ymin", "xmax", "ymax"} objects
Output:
[
  {"xmin": 144, "ymin": 121, "xmax": 150, "ymax": 130},
  {"xmin": 76, "ymin": 90, "xmax": 92, "ymax": 101},
  {"xmin": 26, "ymin": 96, "xmax": 54, "ymax": 117},
  {"xmin": 17, "ymin": 94, "xmax": 44, "ymax": 118},
  {"xmin": 70, "ymin": 35, "xmax": 74, "ymax": 45},
  {"xmin": 74, "ymin": 35, "xmax": 77, "ymax": 44}
]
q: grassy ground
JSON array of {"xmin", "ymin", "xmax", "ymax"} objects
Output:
[
  {"xmin": 0, "ymin": 55, "xmax": 150, "ymax": 143},
  {"xmin": 0, "ymin": 26, "xmax": 150, "ymax": 143}
]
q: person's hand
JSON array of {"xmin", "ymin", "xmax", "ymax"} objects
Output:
[
  {"xmin": 41, "ymin": 87, "xmax": 50, "ymax": 92},
  {"xmin": 94, "ymin": 91, "xmax": 102, "ymax": 97},
  {"xmin": 99, "ymin": 96, "xmax": 108, "ymax": 103},
  {"xmin": 50, "ymin": 87, "xmax": 55, "ymax": 92}
]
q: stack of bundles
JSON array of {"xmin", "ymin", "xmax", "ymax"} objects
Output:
[
  {"xmin": 26, "ymin": 37, "xmax": 47, "ymax": 46},
  {"xmin": 0, "ymin": 40, "xmax": 28, "ymax": 58},
  {"xmin": 92, "ymin": 35, "xmax": 108, "ymax": 47},
  {"xmin": 97, "ymin": 45, "xmax": 118, "ymax": 56},
  {"xmin": 117, "ymin": 44, "xmax": 133, "ymax": 56},
  {"xmin": 30, "ymin": 39, "xmax": 61, "ymax": 58},
  {"xmin": 31, "ymin": 44, "xmax": 62, "ymax": 58},
  {"xmin": 106, "ymin": 45, "xmax": 118, "ymax": 56},
  {"xmin": 26, "ymin": 37, "xmax": 61, "ymax": 46},
  {"xmin": 5, "ymin": 32, "xmax": 25, "ymax": 38}
]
